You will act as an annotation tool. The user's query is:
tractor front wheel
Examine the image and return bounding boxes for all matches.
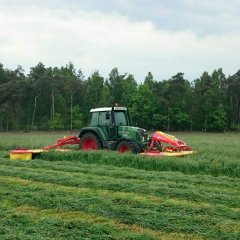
[116,140,140,154]
[80,133,101,150]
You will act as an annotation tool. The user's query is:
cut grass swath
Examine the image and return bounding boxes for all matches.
[39,150,240,178]
[0,132,240,239]
[0,175,239,240]
[1,154,240,239]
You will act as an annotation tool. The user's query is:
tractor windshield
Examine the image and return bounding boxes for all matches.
[114,111,129,126]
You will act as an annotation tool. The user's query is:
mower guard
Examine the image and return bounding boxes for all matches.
[141,131,194,157]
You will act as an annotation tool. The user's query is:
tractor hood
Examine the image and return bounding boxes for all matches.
[118,126,148,142]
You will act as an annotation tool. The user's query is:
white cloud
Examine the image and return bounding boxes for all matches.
[0,1,240,81]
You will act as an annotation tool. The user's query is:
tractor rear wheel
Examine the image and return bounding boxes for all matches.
[80,133,101,150]
[116,140,140,154]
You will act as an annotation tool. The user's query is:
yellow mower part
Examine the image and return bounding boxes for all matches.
[161,151,194,156]
[9,149,71,160]
[10,152,32,161]
[10,149,43,160]
[140,150,195,157]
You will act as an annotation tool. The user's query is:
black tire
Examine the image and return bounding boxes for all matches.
[79,133,102,150]
[116,140,140,154]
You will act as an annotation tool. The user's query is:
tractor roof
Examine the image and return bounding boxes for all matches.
[90,107,127,112]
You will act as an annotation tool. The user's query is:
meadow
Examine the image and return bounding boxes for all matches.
[0,131,239,239]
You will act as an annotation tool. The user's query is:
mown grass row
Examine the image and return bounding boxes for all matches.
[0,132,240,239]
[2,157,239,189]
[37,150,240,178]
[0,202,161,240]
[1,159,240,218]
[0,175,206,240]
[0,157,240,239]
[0,202,202,240]
[0,160,240,206]
[0,173,240,240]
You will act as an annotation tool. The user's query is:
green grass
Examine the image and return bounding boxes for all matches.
[0,131,78,150]
[0,132,240,239]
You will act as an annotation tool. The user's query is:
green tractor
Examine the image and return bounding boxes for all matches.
[9,106,193,160]
[79,106,148,153]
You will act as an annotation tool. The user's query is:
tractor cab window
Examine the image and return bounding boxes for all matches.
[98,111,111,126]
[114,111,128,126]
[90,112,98,126]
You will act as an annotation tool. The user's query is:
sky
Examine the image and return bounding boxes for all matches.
[0,0,240,82]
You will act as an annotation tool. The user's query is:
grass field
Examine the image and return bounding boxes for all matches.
[0,132,240,239]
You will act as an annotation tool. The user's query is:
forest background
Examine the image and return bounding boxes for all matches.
[0,62,239,132]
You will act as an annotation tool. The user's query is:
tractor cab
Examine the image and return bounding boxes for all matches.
[89,107,131,139]
[79,106,148,153]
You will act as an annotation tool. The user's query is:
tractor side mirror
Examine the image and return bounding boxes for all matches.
[106,112,110,120]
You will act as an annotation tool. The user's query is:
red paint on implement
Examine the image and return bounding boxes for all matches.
[10,149,32,154]
[43,136,80,150]
[149,131,192,152]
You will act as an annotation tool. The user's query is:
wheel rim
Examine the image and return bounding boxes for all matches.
[82,138,98,150]
[118,145,130,153]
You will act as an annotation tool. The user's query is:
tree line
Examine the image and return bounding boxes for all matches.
[0,62,240,132]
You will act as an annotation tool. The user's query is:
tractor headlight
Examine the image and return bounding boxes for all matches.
[137,128,148,142]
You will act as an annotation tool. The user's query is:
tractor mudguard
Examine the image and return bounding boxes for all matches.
[79,127,105,146]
